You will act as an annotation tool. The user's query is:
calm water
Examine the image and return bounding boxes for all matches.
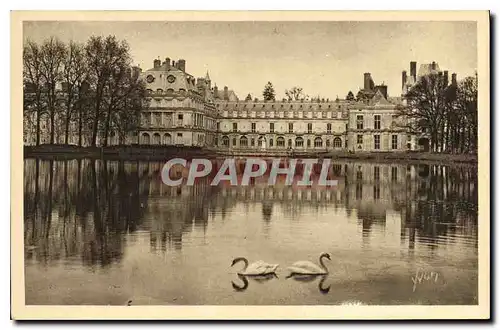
[23,158,478,305]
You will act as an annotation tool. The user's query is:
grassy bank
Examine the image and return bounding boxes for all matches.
[24,144,477,164]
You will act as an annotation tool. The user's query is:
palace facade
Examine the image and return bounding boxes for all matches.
[24,56,454,153]
[137,57,412,153]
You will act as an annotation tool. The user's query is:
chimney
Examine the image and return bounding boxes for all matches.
[443,70,449,86]
[410,61,417,80]
[402,70,407,89]
[165,57,171,70]
[431,61,436,70]
[451,73,457,86]
[213,85,218,98]
[172,60,176,68]
[153,58,161,68]
[363,73,372,90]
[224,86,229,100]
[177,59,186,72]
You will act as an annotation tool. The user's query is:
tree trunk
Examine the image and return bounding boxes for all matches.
[103,105,112,147]
[91,113,99,147]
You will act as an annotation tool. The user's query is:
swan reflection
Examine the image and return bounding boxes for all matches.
[286,274,331,294]
[231,273,279,292]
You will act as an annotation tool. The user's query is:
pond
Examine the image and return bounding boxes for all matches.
[23,158,478,305]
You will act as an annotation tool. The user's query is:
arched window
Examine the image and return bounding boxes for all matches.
[222,135,229,147]
[258,136,266,147]
[295,137,304,147]
[333,137,342,148]
[240,136,248,147]
[276,136,285,147]
[153,133,161,145]
[163,133,172,145]
[156,88,163,93]
[141,132,150,145]
[314,137,323,148]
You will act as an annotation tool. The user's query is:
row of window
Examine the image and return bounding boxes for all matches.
[219,103,344,110]
[220,136,343,148]
[356,114,398,130]
[222,110,344,119]
[356,134,399,149]
[231,122,337,134]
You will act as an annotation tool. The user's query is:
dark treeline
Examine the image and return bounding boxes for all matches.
[23,35,148,147]
[397,72,478,153]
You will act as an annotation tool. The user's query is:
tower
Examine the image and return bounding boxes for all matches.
[205,71,211,90]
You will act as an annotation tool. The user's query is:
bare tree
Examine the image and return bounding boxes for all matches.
[61,41,87,145]
[85,35,131,146]
[23,40,44,146]
[39,37,66,144]
[398,73,448,152]
[111,76,148,145]
[285,86,305,101]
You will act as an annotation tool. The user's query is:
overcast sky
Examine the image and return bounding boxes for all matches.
[23,21,477,100]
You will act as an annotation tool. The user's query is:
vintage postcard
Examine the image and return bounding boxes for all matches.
[10,10,490,320]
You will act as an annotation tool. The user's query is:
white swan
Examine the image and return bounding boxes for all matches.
[286,252,331,276]
[231,257,279,276]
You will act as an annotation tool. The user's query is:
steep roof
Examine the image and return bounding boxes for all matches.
[418,63,441,77]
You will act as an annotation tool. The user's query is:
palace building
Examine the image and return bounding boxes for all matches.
[135,56,413,153]
[25,56,455,154]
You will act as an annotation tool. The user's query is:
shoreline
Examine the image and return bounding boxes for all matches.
[23,144,478,165]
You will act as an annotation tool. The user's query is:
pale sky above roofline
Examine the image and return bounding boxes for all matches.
[23,21,477,100]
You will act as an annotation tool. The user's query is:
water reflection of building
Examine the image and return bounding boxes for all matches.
[23,159,478,264]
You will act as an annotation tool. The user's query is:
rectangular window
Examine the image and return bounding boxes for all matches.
[216,122,220,131]
[392,135,398,149]
[232,138,236,146]
[356,115,364,130]
[177,133,182,137]
[356,168,363,181]
[357,134,363,144]
[391,167,398,182]
[270,123,274,133]
[269,138,273,147]
[374,115,381,130]
[327,123,332,133]
[251,122,256,133]
[251,138,255,147]
[374,135,380,150]
[374,166,380,181]
[233,123,237,132]
[289,123,293,133]
[307,123,312,133]
[178,114,183,120]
